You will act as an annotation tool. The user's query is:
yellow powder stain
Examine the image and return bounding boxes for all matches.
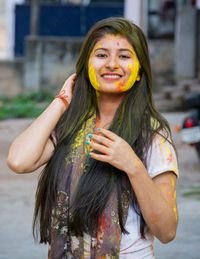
[127,63,133,70]
[61,81,66,91]
[88,65,100,90]
[171,178,175,187]
[118,54,140,92]
[170,167,175,172]
[114,81,125,92]
[173,206,178,221]
[160,187,165,192]
[101,67,105,73]
[65,113,96,166]
[173,190,176,200]
[161,137,165,146]
[124,59,140,90]
[96,44,102,49]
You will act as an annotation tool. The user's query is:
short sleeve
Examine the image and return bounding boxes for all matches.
[146,133,179,179]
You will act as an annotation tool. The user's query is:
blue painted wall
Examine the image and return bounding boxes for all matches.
[15,3,124,57]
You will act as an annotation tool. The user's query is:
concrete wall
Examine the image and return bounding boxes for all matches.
[175,6,197,80]
[0,59,24,97]
[149,40,175,92]
[24,36,84,95]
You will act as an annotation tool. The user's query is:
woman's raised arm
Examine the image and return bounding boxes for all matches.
[7,73,76,174]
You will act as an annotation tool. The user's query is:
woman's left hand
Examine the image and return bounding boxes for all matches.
[86,128,146,176]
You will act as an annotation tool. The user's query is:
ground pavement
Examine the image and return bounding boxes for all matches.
[0,112,200,259]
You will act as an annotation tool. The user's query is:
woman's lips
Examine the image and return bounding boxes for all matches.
[101,73,122,80]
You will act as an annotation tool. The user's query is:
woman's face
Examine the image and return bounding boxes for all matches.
[88,34,140,93]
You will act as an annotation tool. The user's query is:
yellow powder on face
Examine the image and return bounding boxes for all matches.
[113,80,124,92]
[96,44,102,49]
[88,64,100,90]
[127,63,133,70]
[119,53,140,92]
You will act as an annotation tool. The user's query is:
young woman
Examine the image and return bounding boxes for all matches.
[7,17,178,259]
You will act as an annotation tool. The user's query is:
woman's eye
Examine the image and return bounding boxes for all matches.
[96,53,107,58]
[119,55,130,59]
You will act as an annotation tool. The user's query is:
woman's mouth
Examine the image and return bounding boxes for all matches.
[101,73,122,80]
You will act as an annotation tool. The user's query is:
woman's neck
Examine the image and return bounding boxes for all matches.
[96,92,125,125]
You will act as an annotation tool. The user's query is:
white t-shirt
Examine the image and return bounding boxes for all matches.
[119,133,179,258]
[81,133,179,258]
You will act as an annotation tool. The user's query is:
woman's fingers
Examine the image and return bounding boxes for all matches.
[96,128,117,142]
[61,73,77,92]
[88,152,110,163]
[87,140,110,155]
[57,73,77,104]
[89,133,113,147]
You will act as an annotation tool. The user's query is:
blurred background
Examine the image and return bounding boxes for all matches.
[0,0,200,259]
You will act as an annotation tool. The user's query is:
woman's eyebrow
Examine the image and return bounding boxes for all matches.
[94,48,108,52]
[118,48,134,54]
[94,48,134,54]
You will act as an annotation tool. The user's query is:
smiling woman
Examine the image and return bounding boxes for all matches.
[7,17,179,259]
[88,34,141,93]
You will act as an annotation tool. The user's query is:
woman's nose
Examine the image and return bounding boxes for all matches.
[106,56,119,69]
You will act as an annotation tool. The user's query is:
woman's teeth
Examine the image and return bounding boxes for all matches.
[102,75,121,78]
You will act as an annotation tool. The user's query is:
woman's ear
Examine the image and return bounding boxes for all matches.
[136,69,142,81]
[136,75,140,81]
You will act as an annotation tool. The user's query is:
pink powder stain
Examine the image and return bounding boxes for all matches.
[166,153,173,162]
[117,42,119,46]
[117,81,124,91]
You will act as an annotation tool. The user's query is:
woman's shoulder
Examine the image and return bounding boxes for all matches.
[146,128,179,179]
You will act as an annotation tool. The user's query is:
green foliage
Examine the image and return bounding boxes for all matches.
[182,186,200,198]
[0,91,53,120]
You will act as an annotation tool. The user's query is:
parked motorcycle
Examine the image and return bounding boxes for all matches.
[175,93,200,160]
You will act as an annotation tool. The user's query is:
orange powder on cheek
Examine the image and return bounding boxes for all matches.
[120,55,140,92]
[114,81,125,92]
[127,63,133,70]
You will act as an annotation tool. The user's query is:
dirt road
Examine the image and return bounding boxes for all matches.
[0,113,199,259]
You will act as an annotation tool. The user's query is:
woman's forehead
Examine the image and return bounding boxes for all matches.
[93,34,134,51]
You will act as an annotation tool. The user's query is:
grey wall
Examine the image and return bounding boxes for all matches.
[175,6,197,80]
[149,40,175,92]
[24,36,84,95]
[0,59,24,98]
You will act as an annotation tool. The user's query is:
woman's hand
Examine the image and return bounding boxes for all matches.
[86,128,146,176]
[56,73,77,105]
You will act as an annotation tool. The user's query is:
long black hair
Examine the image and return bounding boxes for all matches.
[33,17,172,243]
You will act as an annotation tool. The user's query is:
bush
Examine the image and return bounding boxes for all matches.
[0,91,53,120]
